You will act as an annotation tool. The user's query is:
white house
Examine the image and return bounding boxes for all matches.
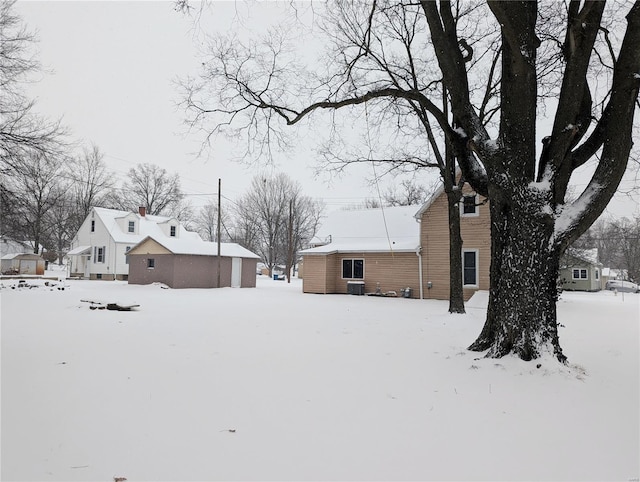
[67,207,201,280]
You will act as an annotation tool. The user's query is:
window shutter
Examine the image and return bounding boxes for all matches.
[93,246,97,264]
[103,246,106,263]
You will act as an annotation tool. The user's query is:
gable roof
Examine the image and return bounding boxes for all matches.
[301,205,421,255]
[92,207,201,245]
[562,247,601,266]
[413,183,446,220]
[128,235,260,259]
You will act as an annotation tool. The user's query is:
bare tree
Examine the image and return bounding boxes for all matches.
[579,216,640,281]
[614,217,640,281]
[282,192,324,282]
[0,0,66,172]
[235,173,323,276]
[46,192,77,264]
[4,151,70,254]
[196,199,232,242]
[106,163,184,216]
[67,143,114,230]
[383,179,430,206]
[182,1,640,361]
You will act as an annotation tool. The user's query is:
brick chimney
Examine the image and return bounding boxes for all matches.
[138,206,146,217]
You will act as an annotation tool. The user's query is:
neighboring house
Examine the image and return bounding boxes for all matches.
[67,207,200,280]
[126,236,260,288]
[1,253,45,275]
[300,184,491,300]
[0,236,33,257]
[559,248,603,292]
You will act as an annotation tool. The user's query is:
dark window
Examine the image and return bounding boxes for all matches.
[595,270,599,280]
[128,221,135,233]
[96,273,102,280]
[170,225,176,237]
[572,269,588,280]
[462,195,477,215]
[96,246,105,263]
[147,258,155,269]
[91,220,95,232]
[342,259,364,279]
[463,251,477,286]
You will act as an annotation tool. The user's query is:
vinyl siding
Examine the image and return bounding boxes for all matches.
[302,184,491,301]
[420,185,491,301]
[302,256,329,294]
[331,252,420,297]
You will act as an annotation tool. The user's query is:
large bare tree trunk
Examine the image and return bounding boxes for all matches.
[469,188,564,361]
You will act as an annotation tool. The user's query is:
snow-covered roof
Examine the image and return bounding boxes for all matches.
[1,253,42,260]
[93,207,201,245]
[1,253,22,260]
[564,247,601,266]
[67,245,91,256]
[413,183,445,219]
[130,236,260,259]
[301,205,421,255]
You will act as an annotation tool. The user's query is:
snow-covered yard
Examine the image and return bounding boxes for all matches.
[1,274,638,481]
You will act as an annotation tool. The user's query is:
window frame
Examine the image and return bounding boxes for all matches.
[460,194,479,217]
[170,225,176,237]
[94,246,105,263]
[128,221,135,233]
[462,249,479,287]
[572,268,588,280]
[90,220,95,232]
[147,258,155,269]
[342,258,365,279]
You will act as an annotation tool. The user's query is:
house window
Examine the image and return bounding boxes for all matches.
[94,246,105,263]
[125,246,131,264]
[128,221,135,233]
[595,269,599,280]
[96,273,102,280]
[147,258,155,269]
[342,259,364,279]
[572,268,588,280]
[91,220,95,232]
[170,225,176,237]
[461,194,479,216]
[463,250,478,286]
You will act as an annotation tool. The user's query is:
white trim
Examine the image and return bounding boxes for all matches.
[572,268,588,280]
[462,249,479,287]
[460,194,479,217]
[341,258,365,280]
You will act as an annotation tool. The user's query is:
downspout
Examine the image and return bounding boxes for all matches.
[415,216,424,300]
[416,245,424,300]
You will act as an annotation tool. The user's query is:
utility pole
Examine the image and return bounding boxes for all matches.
[217,178,221,288]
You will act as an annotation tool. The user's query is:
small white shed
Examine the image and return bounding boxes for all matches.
[1,253,46,275]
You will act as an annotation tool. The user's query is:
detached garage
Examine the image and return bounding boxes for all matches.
[126,236,260,289]
[1,253,45,275]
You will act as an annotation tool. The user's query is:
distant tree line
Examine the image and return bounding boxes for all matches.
[197,173,324,279]
[574,217,640,282]
[1,1,323,275]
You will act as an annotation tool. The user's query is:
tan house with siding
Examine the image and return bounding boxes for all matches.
[300,184,490,300]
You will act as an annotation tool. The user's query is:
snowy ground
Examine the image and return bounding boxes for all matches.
[1,271,638,481]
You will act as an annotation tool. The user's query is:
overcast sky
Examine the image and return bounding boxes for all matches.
[15,1,639,219]
[16,0,397,212]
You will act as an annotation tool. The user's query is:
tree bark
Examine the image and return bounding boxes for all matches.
[468,182,564,361]
[446,189,465,314]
